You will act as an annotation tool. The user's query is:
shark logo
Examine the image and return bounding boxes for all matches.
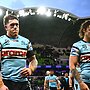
[3,39,10,46]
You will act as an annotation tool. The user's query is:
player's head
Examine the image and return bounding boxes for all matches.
[79,20,90,38]
[3,14,19,38]
[46,71,50,75]
[49,69,54,76]
[64,72,68,77]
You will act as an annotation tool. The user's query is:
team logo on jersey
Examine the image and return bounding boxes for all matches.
[82,44,87,51]
[3,39,10,46]
[21,41,27,45]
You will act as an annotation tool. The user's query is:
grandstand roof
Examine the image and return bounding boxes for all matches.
[0,7,89,48]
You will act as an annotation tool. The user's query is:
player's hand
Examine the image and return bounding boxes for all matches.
[69,86,74,90]
[0,85,9,90]
[20,67,32,77]
[79,82,89,90]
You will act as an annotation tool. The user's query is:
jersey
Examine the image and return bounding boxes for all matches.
[70,40,90,83]
[0,35,33,82]
[47,75,58,88]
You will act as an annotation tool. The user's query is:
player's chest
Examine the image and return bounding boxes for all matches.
[2,39,27,48]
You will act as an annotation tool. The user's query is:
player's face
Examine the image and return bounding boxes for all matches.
[50,70,54,75]
[5,19,19,38]
[84,25,90,40]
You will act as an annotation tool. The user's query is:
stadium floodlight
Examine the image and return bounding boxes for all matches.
[0,8,3,16]
[53,13,57,17]
[18,9,25,16]
[37,6,46,15]
[45,9,52,17]
[68,18,71,21]
[5,10,9,16]
[64,13,69,20]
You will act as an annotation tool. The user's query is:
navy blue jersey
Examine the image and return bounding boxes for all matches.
[70,40,90,83]
[0,35,33,82]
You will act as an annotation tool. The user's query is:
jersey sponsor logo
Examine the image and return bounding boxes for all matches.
[1,49,27,58]
[80,54,90,62]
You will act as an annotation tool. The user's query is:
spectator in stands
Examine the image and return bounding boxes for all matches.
[69,20,90,90]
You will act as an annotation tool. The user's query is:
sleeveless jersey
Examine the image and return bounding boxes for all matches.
[0,35,33,82]
[70,40,90,83]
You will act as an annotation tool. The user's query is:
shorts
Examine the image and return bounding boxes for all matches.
[3,79,31,90]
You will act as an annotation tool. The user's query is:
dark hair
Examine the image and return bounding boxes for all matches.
[79,20,90,38]
[3,14,19,26]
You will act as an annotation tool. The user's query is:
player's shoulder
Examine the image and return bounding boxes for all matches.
[53,75,57,78]
[18,35,29,42]
[0,35,7,40]
[73,40,84,47]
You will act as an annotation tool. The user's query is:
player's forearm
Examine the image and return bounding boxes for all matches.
[0,52,4,88]
[69,76,73,87]
[44,82,48,89]
[0,77,4,88]
[70,68,82,83]
[29,55,38,72]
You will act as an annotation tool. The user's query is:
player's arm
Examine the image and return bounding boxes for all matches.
[0,51,9,90]
[0,50,4,88]
[21,41,38,76]
[28,54,38,73]
[57,80,61,90]
[21,51,38,77]
[0,76,9,90]
[44,79,49,90]
[69,56,89,90]
[0,76,4,88]
[69,56,82,83]
[69,73,74,90]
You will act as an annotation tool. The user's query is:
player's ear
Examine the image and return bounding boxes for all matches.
[4,25,8,30]
[4,25,7,28]
[83,29,86,33]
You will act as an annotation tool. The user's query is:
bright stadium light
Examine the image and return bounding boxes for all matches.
[5,10,9,16]
[64,14,69,20]
[37,6,46,15]
[18,10,25,16]
[68,18,71,21]
[45,9,52,17]
[0,8,3,16]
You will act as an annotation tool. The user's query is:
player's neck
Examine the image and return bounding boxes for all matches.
[6,34,18,39]
[83,37,90,43]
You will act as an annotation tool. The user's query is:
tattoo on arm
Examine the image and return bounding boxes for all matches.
[71,69,82,83]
